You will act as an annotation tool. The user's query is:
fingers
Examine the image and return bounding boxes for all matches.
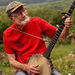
[62,16,72,21]
[64,17,72,28]
[33,65,39,68]
[65,17,72,22]
[62,16,65,19]
[28,65,40,75]
[30,65,40,73]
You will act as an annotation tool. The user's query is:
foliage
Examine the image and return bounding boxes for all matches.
[0,43,4,50]
[28,8,53,22]
[69,11,75,33]
[0,10,13,41]
[0,0,74,6]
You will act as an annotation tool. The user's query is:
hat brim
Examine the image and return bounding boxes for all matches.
[11,4,24,13]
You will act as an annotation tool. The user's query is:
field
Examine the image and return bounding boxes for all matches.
[51,44,75,75]
[0,43,75,75]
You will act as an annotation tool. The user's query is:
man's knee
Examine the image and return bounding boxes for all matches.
[16,71,28,75]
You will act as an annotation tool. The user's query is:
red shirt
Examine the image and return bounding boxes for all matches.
[3,17,57,64]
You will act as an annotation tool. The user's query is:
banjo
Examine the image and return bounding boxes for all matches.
[27,1,75,75]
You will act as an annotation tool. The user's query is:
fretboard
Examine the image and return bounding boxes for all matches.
[43,1,75,59]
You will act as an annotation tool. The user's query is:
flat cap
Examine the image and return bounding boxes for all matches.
[6,1,26,16]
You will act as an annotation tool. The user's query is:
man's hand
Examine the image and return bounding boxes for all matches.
[59,16,72,39]
[7,53,40,75]
[62,16,72,28]
[25,64,40,75]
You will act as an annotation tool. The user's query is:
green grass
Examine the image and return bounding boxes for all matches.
[50,44,75,75]
[0,44,75,75]
[54,57,75,75]
[51,44,75,60]
[0,68,15,75]
[0,51,16,75]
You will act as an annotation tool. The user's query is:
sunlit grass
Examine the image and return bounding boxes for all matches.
[51,44,75,75]
[51,44,75,60]
[0,44,75,75]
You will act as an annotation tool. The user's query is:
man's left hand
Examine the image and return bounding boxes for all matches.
[64,17,72,28]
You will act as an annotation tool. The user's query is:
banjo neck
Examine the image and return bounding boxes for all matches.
[43,1,75,59]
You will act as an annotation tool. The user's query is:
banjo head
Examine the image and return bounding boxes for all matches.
[27,54,52,75]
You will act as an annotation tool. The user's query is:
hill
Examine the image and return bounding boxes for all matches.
[0,0,74,6]
[0,0,74,11]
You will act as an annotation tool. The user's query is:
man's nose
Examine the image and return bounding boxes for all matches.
[22,12,26,17]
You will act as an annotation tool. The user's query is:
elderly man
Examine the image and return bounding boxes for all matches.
[3,1,72,75]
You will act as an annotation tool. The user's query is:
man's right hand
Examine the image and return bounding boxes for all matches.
[25,64,40,75]
[7,53,40,75]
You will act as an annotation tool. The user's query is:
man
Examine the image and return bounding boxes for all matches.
[3,1,72,75]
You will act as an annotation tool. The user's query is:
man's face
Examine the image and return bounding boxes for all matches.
[10,6,29,26]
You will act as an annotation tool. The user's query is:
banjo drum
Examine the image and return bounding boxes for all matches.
[27,54,53,75]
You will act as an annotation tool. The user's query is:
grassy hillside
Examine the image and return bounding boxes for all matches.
[0,44,75,75]
[27,0,74,10]
[0,0,74,12]
[0,0,61,6]
[0,0,71,12]
[0,0,74,6]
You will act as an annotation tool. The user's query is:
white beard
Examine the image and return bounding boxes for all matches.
[21,16,29,25]
[17,17,30,30]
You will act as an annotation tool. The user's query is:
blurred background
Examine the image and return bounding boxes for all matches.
[0,0,75,75]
